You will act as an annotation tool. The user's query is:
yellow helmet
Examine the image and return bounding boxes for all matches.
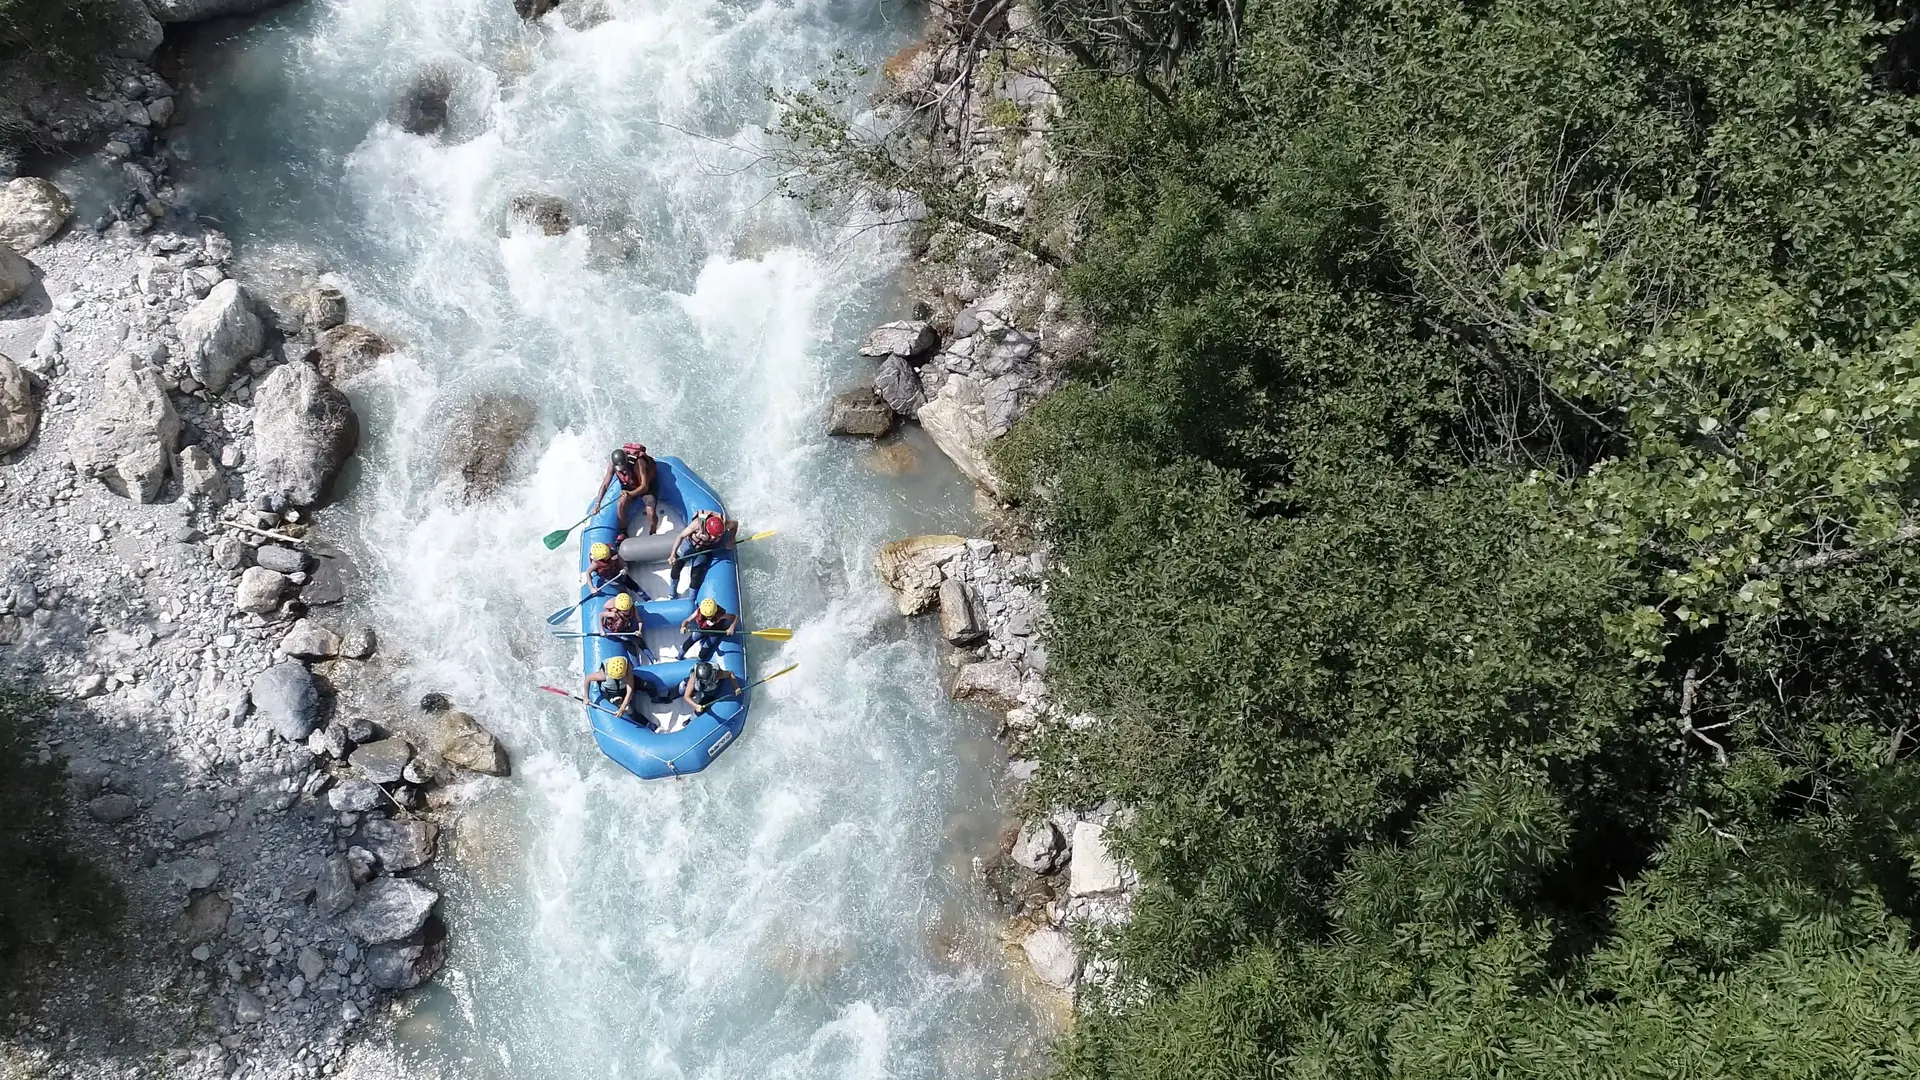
[589,542,612,561]
[613,592,634,612]
[605,655,630,678]
[699,598,720,618]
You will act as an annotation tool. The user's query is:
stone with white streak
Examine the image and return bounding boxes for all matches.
[341,877,438,944]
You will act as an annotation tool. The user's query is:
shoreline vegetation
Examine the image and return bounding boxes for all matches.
[803,0,1920,1074]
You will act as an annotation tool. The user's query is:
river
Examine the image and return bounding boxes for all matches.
[151,0,1051,1074]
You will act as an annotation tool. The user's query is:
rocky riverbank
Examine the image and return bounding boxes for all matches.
[830,2,1128,1000]
[0,25,510,1077]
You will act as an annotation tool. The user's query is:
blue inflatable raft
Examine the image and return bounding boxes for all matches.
[577,456,747,779]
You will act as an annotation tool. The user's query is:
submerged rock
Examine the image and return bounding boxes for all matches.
[826,387,893,438]
[341,877,438,944]
[441,391,535,500]
[434,710,510,776]
[393,67,453,136]
[507,193,571,236]
[314,324,392,383]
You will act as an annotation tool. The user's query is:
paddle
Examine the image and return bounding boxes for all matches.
[667,528,777,568]
[537,684,628,722]
[732,662,799,697]
[541,512,595,551]
[543,576,620,626]
[552,627,794,642]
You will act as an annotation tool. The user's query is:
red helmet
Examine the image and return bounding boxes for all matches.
[704,516,725,537]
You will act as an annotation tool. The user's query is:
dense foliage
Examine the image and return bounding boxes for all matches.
[0,679,116,983]
[1001,0,1920,1073]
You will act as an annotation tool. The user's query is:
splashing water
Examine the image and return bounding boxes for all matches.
[166,0,1051,1075]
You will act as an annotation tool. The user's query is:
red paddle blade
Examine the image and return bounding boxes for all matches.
[538,685,578,701]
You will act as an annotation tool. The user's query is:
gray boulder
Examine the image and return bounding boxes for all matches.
[66,353,180,502]
[175,444,228,505]
[0,246,32,305]
[917,375,1005,497]
[307,284,347,331]
[359,817,439,871]
[937,577,986,646]
[177,280,264,393]
[859,320,937,359]
[315,858,358,917]
[144,0,295,22]
[0,178,71,252]
[0,353,36,453]
[107,0,164,59]
[350,737,413,784]
[507,193,571,235]
[250,661,320,742]
[365,938,444,990]
[314,324,391,383]
[251,361,359,507]
[341,877,438,944]
[234,566,293,613]
[85,793,139,823]
[253,543,307,574]
[873,354,925,417]
[1011,819,1065,874]
[279,618,341,660]
[327,779,384,813]
[434,710,509,776]
[826,387,893,437]
[1022,926,1080,989]
[951,658,1024,711]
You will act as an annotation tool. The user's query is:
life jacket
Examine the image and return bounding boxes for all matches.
[692,609,727,630]
[589,551,622,577]
[685,513,723,551]
[612,456,639,490]
[601,606,637,633]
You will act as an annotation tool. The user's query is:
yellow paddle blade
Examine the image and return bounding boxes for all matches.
[739,529,776,544]
[748,663,799,691]
[748,627,793,641]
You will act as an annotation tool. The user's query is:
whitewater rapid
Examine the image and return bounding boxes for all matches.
[165,0,1050,1075]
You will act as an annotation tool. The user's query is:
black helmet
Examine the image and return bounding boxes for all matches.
[694,662,716,684]
[610,447,633,466]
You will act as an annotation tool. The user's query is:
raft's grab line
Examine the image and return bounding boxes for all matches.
[579,456,748,779]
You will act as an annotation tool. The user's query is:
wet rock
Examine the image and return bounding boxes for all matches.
[350,737,413,784]
[314,324,392,383]
[874,354,927,418]
[147,95,175,127]
[328,779,383,813]
[434,710,510,776]
[251,361,360,507]
[85,793,139,823]
[558,0,610,28]
[307,284,347,331]
[234,566,293,613]
[250,661,321,741]
[107,0,164,59]
[514,0,558,19]
[951,658,1023,711]
[1011,819,1065,874]
[0,177,72,252]
[280,618,341,660]
[177,279,264,393]
[302,544,352,605]
[147,0,294,20]
[67,353,180,502]
[365,937,444,990]
[874,534,966,616]
[253,544,307,574]
[392,66,452,136]
[315,856,357,918]
[342,626,377,660]
[0,246,32,305]
[1069,821,1124,896]
[507,193,571,235]
[826,387,893,438]
[360,817,439,871]
[341,877,438,944]
[937,577,986,646]
[442,391,535,499]
[176,444,228,505]
[860,320,937,359]
[0,353,36,454]
[1022,926,1079,988]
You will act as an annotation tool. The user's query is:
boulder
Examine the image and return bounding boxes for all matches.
[171,858,220,891]
[66,353,180,502]
[177,280,264,393]
[314,324,392,383]
[1069,821,1125,897]
[1021,926,1080,989]
[176,892,231,945]
[85,793,139,823]
[252,544,308,574]
[514,0,558,19]
[434,710,510,776]
[175,444,228,505]
[234,566,293,614]
[108,0,165,59]
[279,618,341,660]
[826,387,893,437]
[251,361,359,507]
[327,779,385,813]
[937,577,986,646]
[1011,819,1065,874]
[308,722,349,759]
[365,938,445,990]
[874,534,966,616]
[0,177,71,252]
[442,391,535,499]
[350,737,413,784]
[342,626,377,660]
[359,817,439,871]
[0,353,36,453]
[859,320,937,359]
[917,375,1005,497]
[231,988,265,1025]
[392,67,452,136]
[250,661,320,742]
[145,0,295,22]
[341,877,438,944]
[984,372,1031,436]
[872,354,925,417]
[307,284,347,331]
[507,193,571,235]
[951,658,1024,711]
[0,246,32,305]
